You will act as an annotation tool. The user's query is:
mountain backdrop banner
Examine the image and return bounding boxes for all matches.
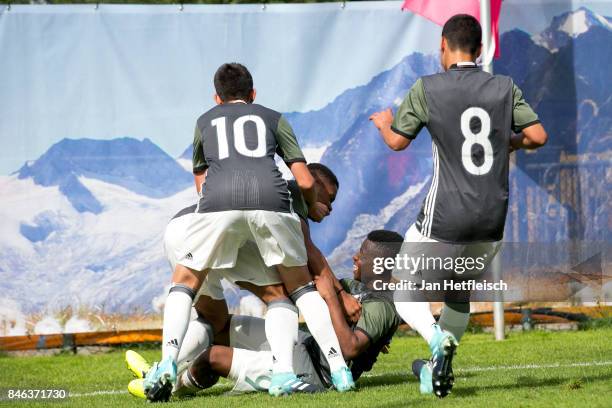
[0,1,610,334]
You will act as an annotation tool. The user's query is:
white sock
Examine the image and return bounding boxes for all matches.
[295,291,347,372]
[265,304,298,374]
[439,304,470,341]
[162,289,194,362]
[394,301,437,343]
[174,369,202,398]
[177,317,213,368]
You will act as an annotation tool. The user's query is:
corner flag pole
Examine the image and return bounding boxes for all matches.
[480,0,505,341]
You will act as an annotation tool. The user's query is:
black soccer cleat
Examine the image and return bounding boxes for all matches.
[145,379,173,403]
[430,335,457,398]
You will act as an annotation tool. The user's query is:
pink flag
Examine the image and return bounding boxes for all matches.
[401,0,502,58]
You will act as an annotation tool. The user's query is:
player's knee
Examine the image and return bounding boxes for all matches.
[267,297,298,314]
[194,297,229,335]
[277,264,312,292]
[169,283,197,301]
[288,281,316,303]
[172,265,204,289]
[189,348,222,386]
[260,284,289,304]
[205,346,232,378]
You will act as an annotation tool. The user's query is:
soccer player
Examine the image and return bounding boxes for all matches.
[142,163,360,386]
[369,15,547,398]
[145,63,354,401]
[127,230,403,399]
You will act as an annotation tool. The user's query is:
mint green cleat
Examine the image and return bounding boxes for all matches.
[143,356,177,402]
[331,366,355,392]
[428,325,458,398]
[268,372,324,396]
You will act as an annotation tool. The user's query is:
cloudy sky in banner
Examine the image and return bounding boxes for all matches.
[1,0,610,175]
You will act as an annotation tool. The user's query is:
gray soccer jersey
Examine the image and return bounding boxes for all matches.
[392,64,539,243]
[193,103,306,214]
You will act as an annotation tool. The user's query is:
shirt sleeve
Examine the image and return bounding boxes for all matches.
[355,301,395,344]
[275,116,307,164]
[511,83,540,133]
[192,125,208,173]
[391,78,429,140]
[287,180,308,221]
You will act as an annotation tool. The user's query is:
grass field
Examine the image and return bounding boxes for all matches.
[1,327,611,407]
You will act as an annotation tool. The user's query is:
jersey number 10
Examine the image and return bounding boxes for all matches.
[460,107,493,176]
[211,115,267,160]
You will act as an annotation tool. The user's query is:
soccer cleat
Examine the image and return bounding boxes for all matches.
[127,379,146,399]
[268,372,324,396]
[125,350,151,379]
[428,326,458,398]
[412,359,433,394]
[331,366,356,392]
[143,357,177,402]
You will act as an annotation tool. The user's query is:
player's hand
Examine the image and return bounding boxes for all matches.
[509,133,523,152]
[308,202,330,223]
[369,108,394,131]
[340,291,361,324]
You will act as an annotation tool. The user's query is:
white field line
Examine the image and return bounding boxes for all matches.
[68,361,612,398]
[69,382,227,398]
[360,361,612,378]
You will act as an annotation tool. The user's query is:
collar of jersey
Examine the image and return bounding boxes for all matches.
[449,62,478,70]
[227,100,248,104]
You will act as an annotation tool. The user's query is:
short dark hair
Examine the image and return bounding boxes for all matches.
[308,163,339,189]
[214,63,254,102]
[360,230,404,285]
[361,230,404,260]
[442,14,482,55]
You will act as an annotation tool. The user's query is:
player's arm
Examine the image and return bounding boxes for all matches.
[192,125,208,194]
[510,83,548,151]
[289,162,316,205]
[275,116,317,205]
[301,219,362,323]
[510,124,548,150]
[370,110,411,151]
[370,78,428,151]
[314,273,370,360]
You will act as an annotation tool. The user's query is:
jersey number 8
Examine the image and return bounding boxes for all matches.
[211,115,267,160]
[460,107,493,175]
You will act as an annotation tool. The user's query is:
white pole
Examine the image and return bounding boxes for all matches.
[480,0,494,74]
[480,0,505,341]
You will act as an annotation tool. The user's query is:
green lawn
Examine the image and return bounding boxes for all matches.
[1,328,611,407]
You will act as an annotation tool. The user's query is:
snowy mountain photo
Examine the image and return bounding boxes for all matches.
[0,4,610,322]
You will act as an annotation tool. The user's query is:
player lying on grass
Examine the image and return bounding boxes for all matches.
[370,15,547,398]
[126,230,403,399]
[146,63,354,401]
[149,164,359,398]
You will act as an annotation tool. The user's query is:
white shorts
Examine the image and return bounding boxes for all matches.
[167,209,307,272]
[165,216,286,301]
[227,316,324,393]
[404,224,501,270]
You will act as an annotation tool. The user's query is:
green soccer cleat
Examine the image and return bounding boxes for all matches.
[331,366,356,392]
[125,350,151,379]
[428,325,458,398]
[268,372,324,396]
[143,356,177,402]
[127,379,146,399]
